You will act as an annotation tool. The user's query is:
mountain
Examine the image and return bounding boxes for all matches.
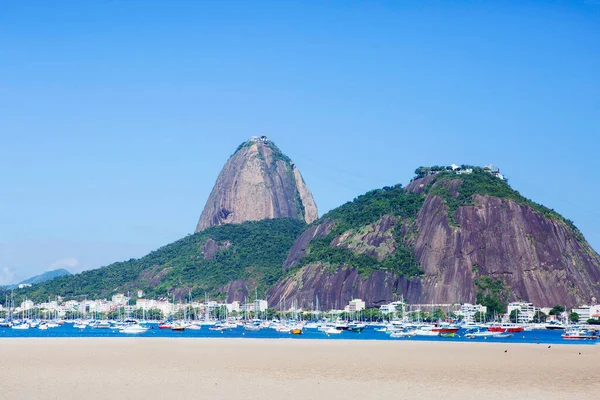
[16,219,305,302]
[21,268,71,285]
[195,136,318,232]
[268,167,600,311]
[3,268,71,289]
[10,165,600,310]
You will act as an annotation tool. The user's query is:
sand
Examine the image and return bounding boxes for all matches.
[0,338,598,400]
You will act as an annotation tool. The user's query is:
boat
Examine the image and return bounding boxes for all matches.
[439,332,455,338]
[324,326,343,335]
[291,328,303,335]
[464,330,501,339]
[11,323,30,330]
[413,326,440,337]
[347,323,366,333]
[244,324,261,331]
[38,324,49,330]
[186,324,201,330]
[73,323,87,329]
[562,328,598,340]
[545,322,567,330]
[432,323,459,334]
[488,324,524,333]
[495,333,514,338]
[158,322,172,329]
[171,323,186,332]
[93,321,112,329]
[390,330,416,338]
[120,324,149,334]
[276,326,291,333]
[209,326,226,331]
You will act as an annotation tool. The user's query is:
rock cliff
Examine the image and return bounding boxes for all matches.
[195,137,318,232]
[269,170,600,309]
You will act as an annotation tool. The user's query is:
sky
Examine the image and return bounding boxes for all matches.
[1,0,599,284]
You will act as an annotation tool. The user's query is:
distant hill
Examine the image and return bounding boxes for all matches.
[3,268,71,289]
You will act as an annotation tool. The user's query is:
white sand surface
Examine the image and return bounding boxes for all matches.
[0,338,597,400]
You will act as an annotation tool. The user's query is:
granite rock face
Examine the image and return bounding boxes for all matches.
[196,137,318,232]
[268,176,600,309]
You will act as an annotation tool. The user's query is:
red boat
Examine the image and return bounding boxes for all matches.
[158,323,172,329]
[488,324,524,333]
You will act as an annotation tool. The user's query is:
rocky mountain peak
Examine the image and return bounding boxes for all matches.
[195,136,318,232]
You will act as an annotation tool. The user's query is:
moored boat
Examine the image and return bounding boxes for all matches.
[464,330,501,339]
[488,324,524,333]
[120,324,149,334]
[562,328,598,340]
[324,326,343,335]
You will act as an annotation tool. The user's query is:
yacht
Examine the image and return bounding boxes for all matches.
[562,328,598,340]
[120,324,149,334]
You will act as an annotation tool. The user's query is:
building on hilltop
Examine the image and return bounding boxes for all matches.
[484,164,505,180]
[250,135,269,144]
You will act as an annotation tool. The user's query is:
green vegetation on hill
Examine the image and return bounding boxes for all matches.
[297,185,424,278]
[474,276,510,318]
[12,219,305,303]
[424,168,582,237]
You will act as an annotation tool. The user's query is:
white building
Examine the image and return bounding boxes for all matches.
[111,294,129,306]
[457,303,487,323]
[20,299,34,311]
[379,301,405,315]
[136,298,157,310]
[64,300,79,311]
[241,303,255,313]
[507,302,537,323]
[572,304,600,321]
[254,300,268,313]
[346,299,366,313]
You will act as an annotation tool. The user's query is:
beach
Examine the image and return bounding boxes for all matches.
[0,338,597,399]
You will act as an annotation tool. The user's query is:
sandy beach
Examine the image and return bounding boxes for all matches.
[0,338,597,400]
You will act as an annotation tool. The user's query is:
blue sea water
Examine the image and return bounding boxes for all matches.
[0,324,596,345]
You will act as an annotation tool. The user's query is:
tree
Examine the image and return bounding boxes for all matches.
[509,309,519,323]
[532,310,547,323]
[549,305,565,316]
[432,308,446,322]
[473,311,486,323]
[569,312,579,323]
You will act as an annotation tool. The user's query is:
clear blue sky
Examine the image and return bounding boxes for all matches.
[1,0,599,284]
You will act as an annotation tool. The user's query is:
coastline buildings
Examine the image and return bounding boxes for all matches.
[571,304,600,321]
[507,302,538,323]
[456,303,487,323]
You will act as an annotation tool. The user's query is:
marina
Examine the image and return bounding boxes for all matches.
[0,319,597,345]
